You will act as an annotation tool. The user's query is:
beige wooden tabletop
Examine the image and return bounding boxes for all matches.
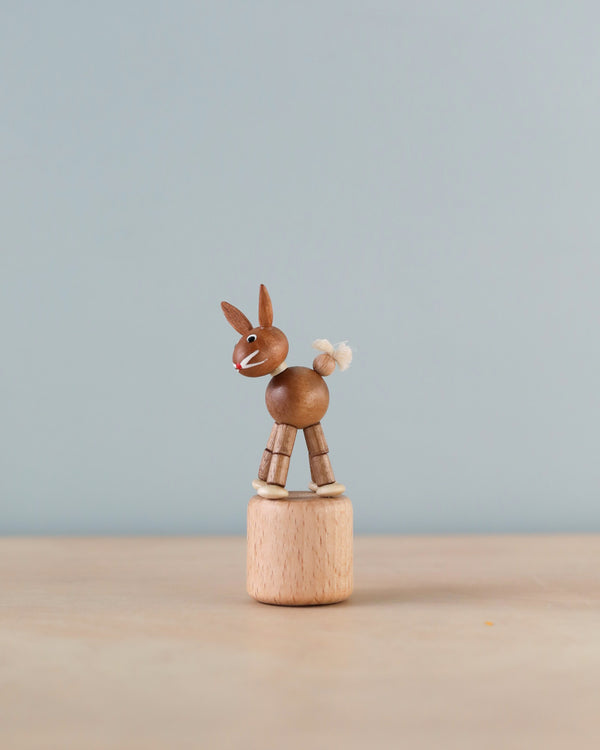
[1,535,599,750]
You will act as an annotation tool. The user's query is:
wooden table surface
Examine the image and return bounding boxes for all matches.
[2,536,599,749]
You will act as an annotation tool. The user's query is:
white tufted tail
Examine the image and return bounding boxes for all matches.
[312,339,352,376]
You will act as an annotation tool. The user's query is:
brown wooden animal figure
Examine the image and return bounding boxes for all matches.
[221,284,352,500]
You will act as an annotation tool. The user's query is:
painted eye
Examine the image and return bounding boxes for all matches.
[247,334,257,343]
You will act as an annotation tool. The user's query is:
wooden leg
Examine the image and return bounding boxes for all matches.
[258,450,272,482]
[271,423,297,456]
[266,423,279,452]
[267,453,291,487]
[257,423,279,481]
[265,423,296,488]
[304,422,329,457]
[309,453,335,486]
[304,423,335,486]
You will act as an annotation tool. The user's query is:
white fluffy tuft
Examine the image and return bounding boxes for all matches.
[333,341,352,371]
[312,339,352,372]
[312,338,335,356]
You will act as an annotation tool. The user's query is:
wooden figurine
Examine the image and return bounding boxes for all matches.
[221,284,352,500]
[221,284,354,605]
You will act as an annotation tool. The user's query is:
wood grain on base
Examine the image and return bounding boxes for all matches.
[247,492,353,605]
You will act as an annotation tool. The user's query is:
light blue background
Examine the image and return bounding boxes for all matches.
[2,2,599,534]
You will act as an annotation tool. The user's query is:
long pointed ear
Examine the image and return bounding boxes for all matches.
[258,284,273,327]
[221,301,253,334]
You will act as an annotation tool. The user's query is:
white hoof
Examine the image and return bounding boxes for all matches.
[257,484,289,500]
[308,482,318,492]
[252,478,267,490]
[315,482,346,498]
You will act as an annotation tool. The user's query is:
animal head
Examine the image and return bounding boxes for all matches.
[221,284,289,378]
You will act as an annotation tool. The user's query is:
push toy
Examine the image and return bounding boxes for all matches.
[221,284,353,605]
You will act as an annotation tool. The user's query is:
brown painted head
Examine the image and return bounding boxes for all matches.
[221,285,289,378]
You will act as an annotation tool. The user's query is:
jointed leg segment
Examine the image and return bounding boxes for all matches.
[254,423,297,499]
[304,423,345,497]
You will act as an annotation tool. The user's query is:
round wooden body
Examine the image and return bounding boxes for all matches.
[247,492,353,606]
[265,367,329,429]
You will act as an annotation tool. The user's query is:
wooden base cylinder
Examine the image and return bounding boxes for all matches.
[247,491,353,606]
